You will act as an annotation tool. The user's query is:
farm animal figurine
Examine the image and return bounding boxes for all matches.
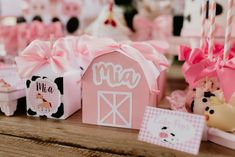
[204,92,235,132]
[0,79,12,90]
[36,93,52,112]
[104,3,117,27]
[85,3,132,41]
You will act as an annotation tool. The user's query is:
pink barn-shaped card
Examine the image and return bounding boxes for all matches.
[82,43,168,129]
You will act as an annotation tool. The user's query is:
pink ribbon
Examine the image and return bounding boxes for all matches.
[75,36,169,92]
[180,43,235,102]
[15,40,69,78]
[82,37,169,71]
[133,15,172,41]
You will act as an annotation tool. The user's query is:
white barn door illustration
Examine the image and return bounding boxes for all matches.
[97,91,132,128]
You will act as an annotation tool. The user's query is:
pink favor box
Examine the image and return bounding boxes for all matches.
[82,44,168,129]
[25,65,81,119]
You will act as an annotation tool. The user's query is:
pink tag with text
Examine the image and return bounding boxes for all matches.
[138,106,205,155]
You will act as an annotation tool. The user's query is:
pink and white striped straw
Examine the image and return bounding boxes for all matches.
[200,0,207,49]
[223,0,234,62]
[208,0,216,60]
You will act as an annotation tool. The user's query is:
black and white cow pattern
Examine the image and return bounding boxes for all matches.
[192,89,216,115]
[159,126,177,144]
[182,0,227,36]
[26,76,64,119]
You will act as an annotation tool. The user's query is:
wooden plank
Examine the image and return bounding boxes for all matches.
[0,111,235,157]
[0,134,122,157]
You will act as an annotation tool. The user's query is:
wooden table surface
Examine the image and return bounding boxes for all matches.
[0,105,235,157]
[0,74,235,157]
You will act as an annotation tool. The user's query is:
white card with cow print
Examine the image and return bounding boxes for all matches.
[138,106,205,155]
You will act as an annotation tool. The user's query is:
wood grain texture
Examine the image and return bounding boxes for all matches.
[0,110,235,157]
[0,134,122,157]
[0,73,234,157]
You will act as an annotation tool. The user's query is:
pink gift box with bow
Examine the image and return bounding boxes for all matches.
[81,37,169,129]
[15,39,82,119]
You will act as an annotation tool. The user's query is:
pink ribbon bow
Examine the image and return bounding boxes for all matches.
[209,57,235,102]
[74,36,169,93]
[15,40,69,78]
[133,15,172,41]
[179,43,226,86]
[80,37,169,71]
[180,43,235,102]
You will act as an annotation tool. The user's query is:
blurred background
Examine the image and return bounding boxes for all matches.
[0,0,234,86]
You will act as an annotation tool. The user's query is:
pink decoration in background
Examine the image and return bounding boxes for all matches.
[167,90,188,112]
[0,26,18,55]
[61,0,82,17]
[0,21,63,54]
[133,15,172,41]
